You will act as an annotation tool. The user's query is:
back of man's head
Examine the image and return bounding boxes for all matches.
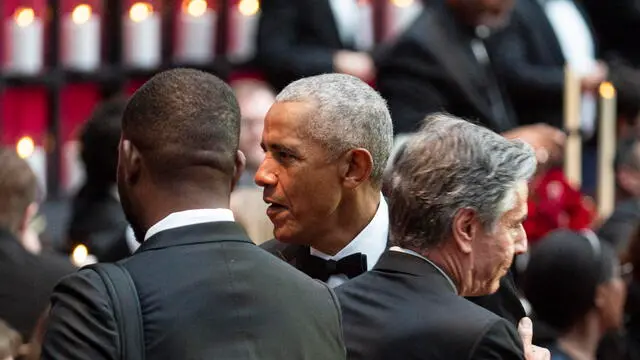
[0,148,38,236]
[275,73,393,188]
[388,113,536,250]
[121,68,241,188]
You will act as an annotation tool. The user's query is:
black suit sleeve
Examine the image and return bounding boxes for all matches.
[489,20,564,104]
[257,0,335,80]
[41,269,119,360]
[376,38,449,134]
[470,318,525,360]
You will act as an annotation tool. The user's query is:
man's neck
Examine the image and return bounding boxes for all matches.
[311,190,381,255]
[420,247,464,294]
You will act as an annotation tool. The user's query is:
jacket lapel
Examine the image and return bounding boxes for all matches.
[410,9,498,127]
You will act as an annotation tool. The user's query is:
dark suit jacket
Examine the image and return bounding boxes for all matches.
[0,228,75,340]
[582,0,640,66]
[257,0,353,91]
[42,222,346,360]
[487,0,596,128]
[336,251,525,359]
[597,198,640,252]
[376,1,517,135]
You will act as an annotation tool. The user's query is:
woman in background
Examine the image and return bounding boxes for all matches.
[524,229,627,360]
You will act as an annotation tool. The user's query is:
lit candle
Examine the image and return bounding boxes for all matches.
[384,0,423,42]
[16,136,47,197]
[175,0,216,65]
[597,82,616,219]
[563,65,582,188]
[355,0,374,51]
[228,0,259,63]
[62,4,101,72]
[71,244,98,267]
[3,7,44,74]
[124,2,161,69]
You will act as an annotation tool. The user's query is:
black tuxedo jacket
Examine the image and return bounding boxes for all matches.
[257,0,386,91]
[487,0,596,128]
[0,228,75,340]
[336,251,525,360]
[376,1,517,135]
[42,222,346,360]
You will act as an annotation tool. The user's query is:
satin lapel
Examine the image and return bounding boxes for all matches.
[314,0,345,48]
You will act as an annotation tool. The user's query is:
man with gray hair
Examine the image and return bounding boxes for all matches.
[336,114,550,360]
[259,73,393,287]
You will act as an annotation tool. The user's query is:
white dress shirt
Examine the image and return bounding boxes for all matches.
[329,0,360,46]
[310,195,389,288]
[541,0,597,137]
[389,246,458,294]
[143,208,235,241]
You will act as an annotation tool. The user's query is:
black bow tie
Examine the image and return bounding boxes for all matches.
[301,252,368,282]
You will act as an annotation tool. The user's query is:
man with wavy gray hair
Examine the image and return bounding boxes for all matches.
[336,114,550,360]
[259,73,393,288]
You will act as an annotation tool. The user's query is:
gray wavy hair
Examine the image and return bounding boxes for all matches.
[276,74,393,186]
[388,114,537,250]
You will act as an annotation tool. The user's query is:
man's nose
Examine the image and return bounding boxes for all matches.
[255,157,277,187]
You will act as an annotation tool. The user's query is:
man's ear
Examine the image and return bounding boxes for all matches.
[120,139,142,185]
[341,148,374,190]
[451,208,478,254]
[231,150,247,192]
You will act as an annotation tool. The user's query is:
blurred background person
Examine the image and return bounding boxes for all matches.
[65,96,134,262]
[257,0,377,91]
[230,79,275,244]
[621,225,640,360]
[523,229,626,360]
[0,148,75,342]
[597,137,640,252]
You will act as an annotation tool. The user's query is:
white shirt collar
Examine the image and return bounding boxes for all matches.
[389,246,459,295]
[310,195,389,287]
[144,208,235,241]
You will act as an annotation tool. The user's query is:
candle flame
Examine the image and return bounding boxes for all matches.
[14,7,35,27]
[185,0,208,17]
[72,244,89,266]
[599,82,616,99]
[391,0,414,8]
[72,4,93,25]
[16,137,35,159]
[238,0,260,16]
[129,2,153,22]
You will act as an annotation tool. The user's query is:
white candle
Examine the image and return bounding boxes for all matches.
[16,137,47,197]
[228,0,259,63]
[3,8,44,75]
[564,65,582,188]
[175,0,216,64]
[62,5,101,72]
[124,2,161,69]
[356,1,374,51]
[384,0,423,42]
[597,82,616,219]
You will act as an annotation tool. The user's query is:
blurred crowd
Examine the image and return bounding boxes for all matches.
[3,0,640,359]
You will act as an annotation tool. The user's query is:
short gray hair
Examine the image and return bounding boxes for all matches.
[276,74,393,186]
[388,114,537,250]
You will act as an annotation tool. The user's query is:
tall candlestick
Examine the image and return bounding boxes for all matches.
[356,0,374,51]
[384,0,423,42]
[175,0,216,64]
[3,8,44,75]
[597,82,616,219]
[228,0,259,63]
[62,4,101,71]
[564,65,582,188]
[124,2,161,69]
